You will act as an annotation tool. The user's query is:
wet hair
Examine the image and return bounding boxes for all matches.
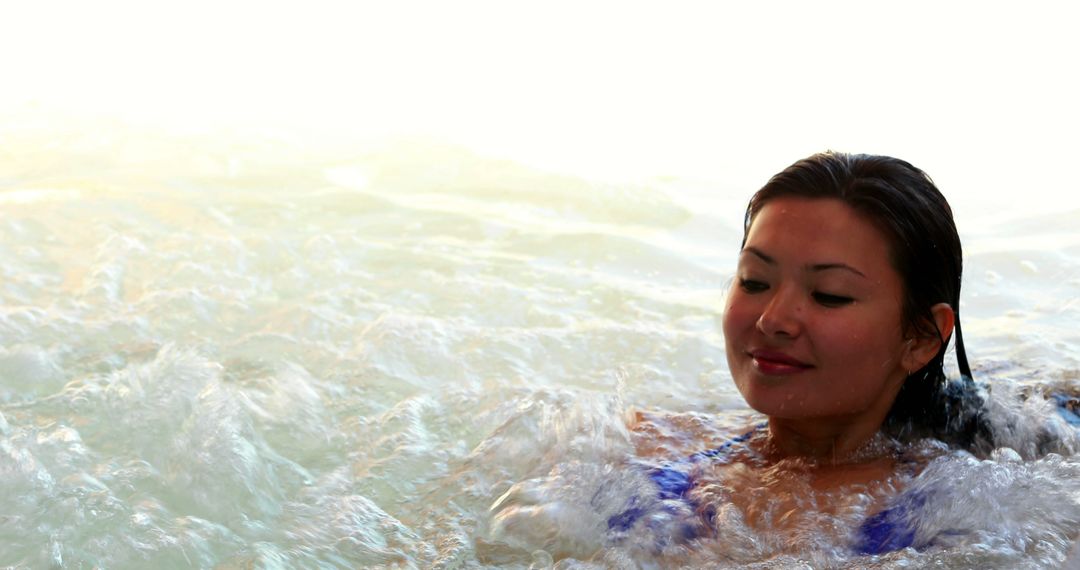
[742,151,990,449]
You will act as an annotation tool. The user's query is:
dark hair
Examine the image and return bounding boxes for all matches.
[743,151,989,449]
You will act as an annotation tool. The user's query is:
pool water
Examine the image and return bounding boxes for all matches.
[2,132,1080,569]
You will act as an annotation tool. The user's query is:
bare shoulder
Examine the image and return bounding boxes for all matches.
[629,408,763,459]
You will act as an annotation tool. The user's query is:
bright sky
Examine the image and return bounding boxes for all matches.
[3,1,1079,214]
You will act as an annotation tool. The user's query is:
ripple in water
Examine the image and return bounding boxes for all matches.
[2,134,1079,568]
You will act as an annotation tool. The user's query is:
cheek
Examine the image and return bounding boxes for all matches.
[722,290,760,342]
[820,316,865,345]
[825,319,903,368]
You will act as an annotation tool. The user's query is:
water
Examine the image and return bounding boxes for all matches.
[2,130,1080,569]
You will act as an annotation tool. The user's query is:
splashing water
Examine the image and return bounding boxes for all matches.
[2,130,1080,568]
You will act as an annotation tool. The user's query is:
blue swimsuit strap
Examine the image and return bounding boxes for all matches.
[614,423,922,555]
[647,423,767,501]
[608,423,768,533]
[861,396,1080,554]
[689,422,768,463]
[854,491,922,554]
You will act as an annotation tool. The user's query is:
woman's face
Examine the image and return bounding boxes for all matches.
[723,197,912,422]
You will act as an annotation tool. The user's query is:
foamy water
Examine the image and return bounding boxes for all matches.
[2,131,1080,569]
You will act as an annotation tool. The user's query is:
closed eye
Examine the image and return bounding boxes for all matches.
[813,292,854,307]
[738,278,769,293]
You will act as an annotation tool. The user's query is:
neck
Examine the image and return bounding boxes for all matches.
[762,373,905,463]
[765,414,889,463]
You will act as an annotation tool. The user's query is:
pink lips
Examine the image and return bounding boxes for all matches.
[749,349,813,375]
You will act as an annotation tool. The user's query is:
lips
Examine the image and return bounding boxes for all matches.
[749,349,813,375]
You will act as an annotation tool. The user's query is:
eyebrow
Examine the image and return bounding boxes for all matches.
[741,246,868,278]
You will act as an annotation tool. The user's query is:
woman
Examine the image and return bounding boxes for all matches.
[613,151,991,555]
[726,151,984,451]
[719,151,989,550]
[492,152,996,559]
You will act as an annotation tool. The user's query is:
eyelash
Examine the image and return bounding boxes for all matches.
[812,292,855,307]
[737,278,855,307]
[738,278,769,293]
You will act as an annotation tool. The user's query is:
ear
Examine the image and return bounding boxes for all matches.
[901,303,955,374]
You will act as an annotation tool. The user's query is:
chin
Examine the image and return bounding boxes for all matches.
[738,384,834,420]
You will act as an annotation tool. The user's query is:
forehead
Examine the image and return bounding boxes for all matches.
[745,197,894,267]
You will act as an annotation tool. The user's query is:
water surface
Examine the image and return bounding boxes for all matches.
[2,132,1080,568]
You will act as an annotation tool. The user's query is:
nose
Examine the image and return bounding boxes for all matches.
[756,286,803,338]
